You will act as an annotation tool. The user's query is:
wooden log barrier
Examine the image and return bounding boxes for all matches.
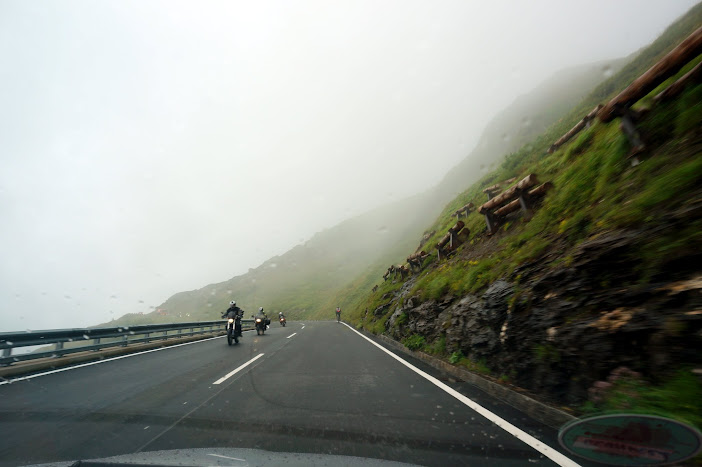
[493,182,554,217]
[478,174,539,214]
[437,232,452,250]
[454,202,475,218]
[599,25,702,123]
[407,251,428,271]
[483,177,517,200]
[407,251,427,262]
[654,61,702,103]
[548,105,603,153]
[437,221,468,260]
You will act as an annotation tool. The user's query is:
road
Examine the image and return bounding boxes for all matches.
[0,321,583,466]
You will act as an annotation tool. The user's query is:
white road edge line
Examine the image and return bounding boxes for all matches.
[341,322,581,467]
[0,334,225,386]
[286,333,297,339]
[213,353,264,385]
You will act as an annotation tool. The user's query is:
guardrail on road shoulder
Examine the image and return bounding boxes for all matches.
[0,320,254,366]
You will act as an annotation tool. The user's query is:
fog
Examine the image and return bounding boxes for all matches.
[0,0,698,331]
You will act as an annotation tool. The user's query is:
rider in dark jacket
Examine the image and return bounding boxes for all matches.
[222,301,244,337]
[255,307,270,328]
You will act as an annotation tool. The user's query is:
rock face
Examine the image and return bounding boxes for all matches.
[376,230,702,407]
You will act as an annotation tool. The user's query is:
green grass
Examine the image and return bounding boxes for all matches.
[346,80,701,321]
[582,370,702,430]
[458,357,492,375]
[402,334,426,351]
[426,336,447,355]
[449,350,464,364]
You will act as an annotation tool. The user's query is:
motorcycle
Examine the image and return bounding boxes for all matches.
[226,316,241,345]
[254,316,267,335]
[279,316,286,327]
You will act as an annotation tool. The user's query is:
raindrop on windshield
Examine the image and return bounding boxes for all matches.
[602,65,613,78]
[82,335,89,340]
[110,295,117,299]
[6,341,13,346]
[377,226,389,234]
[269,263,277,268]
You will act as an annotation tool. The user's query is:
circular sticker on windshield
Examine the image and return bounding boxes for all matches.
[558,414,702,465]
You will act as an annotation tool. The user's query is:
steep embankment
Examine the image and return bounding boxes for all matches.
[342,5,702,424]
[104,58,625,328]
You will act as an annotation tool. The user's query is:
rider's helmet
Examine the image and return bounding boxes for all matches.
[259,306,263,312]
[230,301,236,305]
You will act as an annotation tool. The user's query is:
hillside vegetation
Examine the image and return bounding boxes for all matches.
[338,5,702,425]
[339,3,702,323]
[103,56,626,328]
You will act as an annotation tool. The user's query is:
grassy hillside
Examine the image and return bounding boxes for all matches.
[106,67,624,327]
[334,6,702,428]
[340,4,702,326]
[108,3,702,329]
[436,58,627,199]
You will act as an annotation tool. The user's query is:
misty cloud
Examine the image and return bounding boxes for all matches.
[0,0,698,331]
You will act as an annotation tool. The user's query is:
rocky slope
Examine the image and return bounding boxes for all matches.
[376,204,702,409]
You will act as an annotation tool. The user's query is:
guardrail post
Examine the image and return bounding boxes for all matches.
[92,338,101,351]
[2,348,11,358]
[122,335,128,347]
[144,332,150,343]
[163,331,168,340]
[55,341,64,356]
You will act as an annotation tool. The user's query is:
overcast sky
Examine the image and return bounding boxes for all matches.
[1,0,698,332]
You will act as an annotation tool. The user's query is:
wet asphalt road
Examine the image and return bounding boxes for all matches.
[0,321,582,466]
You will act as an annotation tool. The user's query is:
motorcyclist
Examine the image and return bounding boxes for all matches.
[278,311,285,319]
[335,306,341,322]
[255,306,269,330]
[222,300,244,337]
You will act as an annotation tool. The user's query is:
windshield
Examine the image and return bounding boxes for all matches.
[2,1,701,466]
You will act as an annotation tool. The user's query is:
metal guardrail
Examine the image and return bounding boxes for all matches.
[0,319,254,366]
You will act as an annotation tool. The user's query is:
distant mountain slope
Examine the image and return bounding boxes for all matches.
[103,55,630,327]
[436,58,627,200]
